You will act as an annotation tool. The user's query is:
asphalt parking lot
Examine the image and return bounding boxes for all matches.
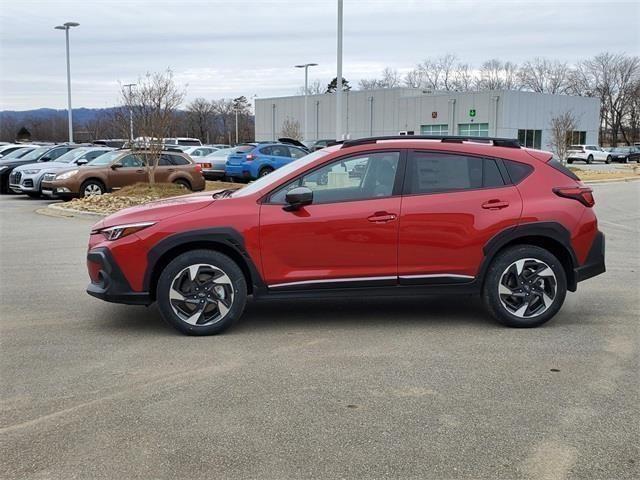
[1,182,639,480]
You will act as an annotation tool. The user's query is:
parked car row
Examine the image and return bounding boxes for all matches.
[1,143,206,198]
[567,144,640,164]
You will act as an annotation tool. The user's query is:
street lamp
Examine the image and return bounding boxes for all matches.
[123,83,136,141]
[336,0,343,141]
[295,63,318,142]
[54,22,80,143]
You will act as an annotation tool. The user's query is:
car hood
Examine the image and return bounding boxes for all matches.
[94,190,217,230]
[13,161,70,172]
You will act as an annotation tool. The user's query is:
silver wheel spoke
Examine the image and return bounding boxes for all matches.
[184,304,206,325]
[169,288,185,301]
[499,284,512,295]
[217,299,230,317]
[187,265,200,282]
[542,292,554,308]
[538,267,554,277]
[515,259,526,275]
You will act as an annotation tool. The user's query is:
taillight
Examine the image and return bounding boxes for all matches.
[553,186,595,207]
[245,154,255,161]
[201,163,211,168]
[194,164,202,173]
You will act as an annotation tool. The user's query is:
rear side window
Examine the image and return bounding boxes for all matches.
[270,145,291,157]
[504,160,534,184]
[169,154,190,166]
[405,152,505,194]
[289,147,307,159]
[548,158,580,181]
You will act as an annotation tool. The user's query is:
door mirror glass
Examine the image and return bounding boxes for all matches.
[111,163,122,169]
[283,186,313,212]
[76,158,88,165]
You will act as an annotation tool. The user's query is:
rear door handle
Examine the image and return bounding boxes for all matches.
[136,169,145,173]
[481,200,510,210]
[367,211,397,223]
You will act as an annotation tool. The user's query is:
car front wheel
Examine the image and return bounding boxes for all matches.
[606,155,612,164]
[483,245,567,328]
[156,249,247,335]
[80,180,105,197]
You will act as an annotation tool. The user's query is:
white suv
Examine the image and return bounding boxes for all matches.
[567,145,612,164]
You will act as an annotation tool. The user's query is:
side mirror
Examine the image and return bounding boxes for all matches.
[76,159,88,166]
[283,186,313,212]
[110,163,122,170]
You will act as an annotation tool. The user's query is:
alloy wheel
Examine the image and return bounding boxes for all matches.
[498,258,557,318]
[169,263,234,326]
[84,184,103,196]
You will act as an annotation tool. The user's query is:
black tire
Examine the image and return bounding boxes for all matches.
[258,167,274,178]
[27,192,41,199]
[173,178,192,190]
[605,155,612,164]
[79,179,105,198]
[587,155,593,164]
[156,249,247,335]
[482,245,567,328]
[623,156,629,164]
[567,159,573,164]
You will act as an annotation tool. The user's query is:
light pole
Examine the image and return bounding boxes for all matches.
[54,22,80,143]
[123,83,136,142]
[336,0,343,141]
[295,63,318,142]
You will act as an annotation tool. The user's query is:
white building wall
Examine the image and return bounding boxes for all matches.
[255,88,600,153]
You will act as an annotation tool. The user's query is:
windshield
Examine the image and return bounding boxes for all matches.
[55,147,90,163]
[87,150,122,166]
[1,147,34,159]
[15,146,50,162]
[208,147,235,157]
[232,149,332,198]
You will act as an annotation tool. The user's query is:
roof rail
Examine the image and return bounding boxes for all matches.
[340,135,521,149]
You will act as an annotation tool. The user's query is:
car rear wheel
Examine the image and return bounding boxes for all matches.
[587,155,593,164]
[483,245,567,328]
[606,155,612,164]
[173,178,192,190]
[80,180,105,197]
[258,167,274,178]
[567,159,573,164]
[156,250,247,335]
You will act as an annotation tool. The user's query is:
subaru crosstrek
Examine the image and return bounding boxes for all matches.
[225,142,309,180]
[86,136,606,335]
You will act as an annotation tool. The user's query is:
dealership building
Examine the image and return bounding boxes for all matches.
[255,88,600,150]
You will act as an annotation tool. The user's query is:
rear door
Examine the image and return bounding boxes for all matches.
[268,144,292,169]
[397,150,523,284]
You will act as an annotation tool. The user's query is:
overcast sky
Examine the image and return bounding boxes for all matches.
[0,0,638,111]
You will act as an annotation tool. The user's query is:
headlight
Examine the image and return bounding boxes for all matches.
[93,221,156,241]
[56,169,79,180]
[22,169,41,175]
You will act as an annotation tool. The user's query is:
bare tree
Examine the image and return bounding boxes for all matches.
[186,98,214,142]
[518,58,570,94]
[297,79,324,95]
[358,67,401,90]
[280,117,301,140]
[477,59,520,91]
[122,69,185,185]
[549,111,577,163]
[569,52,640,145]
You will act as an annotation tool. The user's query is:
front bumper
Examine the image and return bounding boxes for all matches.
[574,231,606,283]
[86,247,151,305]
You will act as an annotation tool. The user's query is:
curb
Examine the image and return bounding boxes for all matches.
[45,203,107,218]
[582,177,640,185]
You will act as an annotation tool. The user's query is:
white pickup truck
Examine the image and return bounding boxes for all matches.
[566,145,612,164]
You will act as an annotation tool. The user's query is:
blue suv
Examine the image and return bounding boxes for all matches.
[225,143,308,180]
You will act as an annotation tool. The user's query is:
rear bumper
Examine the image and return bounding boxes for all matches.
[86,247,152,305]
[574,231,606,284]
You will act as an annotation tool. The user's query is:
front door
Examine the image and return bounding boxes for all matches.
[259,150,403,289]
[398,150,523,284]
[108,153,146,189]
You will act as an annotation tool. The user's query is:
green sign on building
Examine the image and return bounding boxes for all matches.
[469,109,476,117]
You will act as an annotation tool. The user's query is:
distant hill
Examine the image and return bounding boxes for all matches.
[0,107,118,124]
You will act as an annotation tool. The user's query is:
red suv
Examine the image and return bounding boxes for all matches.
[86,136,605,335]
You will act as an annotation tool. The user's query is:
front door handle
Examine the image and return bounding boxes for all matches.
[481,199,510,210]
[367,211,397,223]
[136,169,145,173]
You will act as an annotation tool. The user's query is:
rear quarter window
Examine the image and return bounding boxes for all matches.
[170,155,190,166]
[504,160,534,184]
[548,158,580,181]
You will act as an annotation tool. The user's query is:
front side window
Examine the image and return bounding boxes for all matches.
[405,151,505,195]
[269,151,400,204]
[119,154,144,167]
